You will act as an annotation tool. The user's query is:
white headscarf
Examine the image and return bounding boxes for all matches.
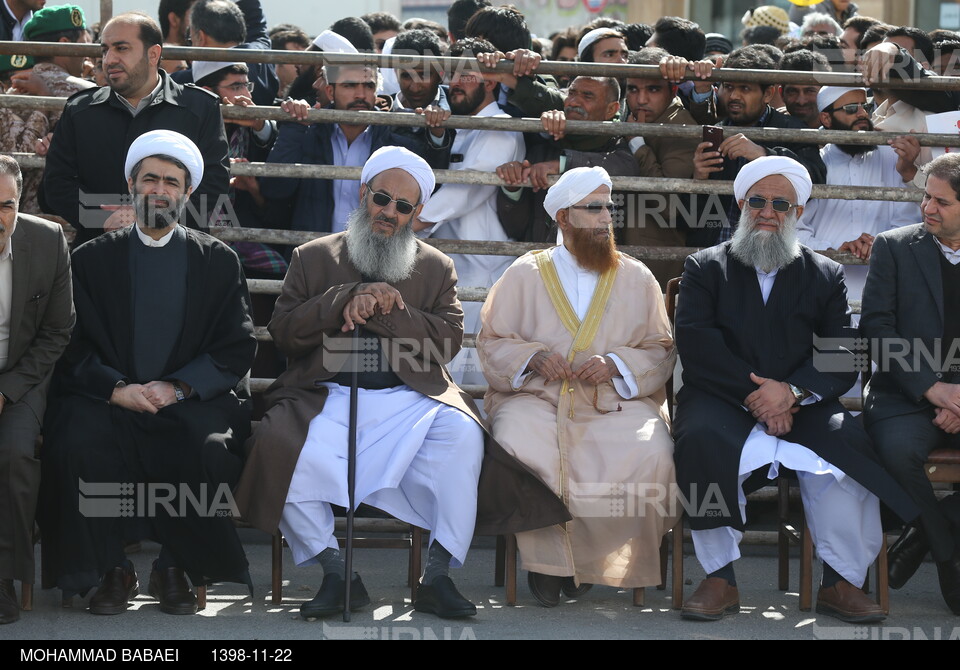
[577,28,622,59]
[733,155,812,205]
[360,146,436,205]
[312,30,358,53]
[124,129,204,190]
[543,166,612,219]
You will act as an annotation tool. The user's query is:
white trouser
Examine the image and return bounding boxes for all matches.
[279,384,484,568]
[691,424,882,587]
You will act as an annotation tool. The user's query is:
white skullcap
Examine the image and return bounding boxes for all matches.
[543,166,612,220]
[817,86,866,112]
[124,129,204,190]
[312,29,358,53]
[191,60,243,85]
[379,35,400,96]
[733,155,812,206]
[360,146,436,205]
[578,27,621,59]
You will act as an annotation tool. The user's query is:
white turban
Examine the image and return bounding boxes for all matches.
[817,86,867,112]
[124,129,204,190]
[191,60,243,85]
[543,166,612,220]
[312,30,358,53]
[733,155,812,206]
[360,146,436,205]
[578,27,621,59]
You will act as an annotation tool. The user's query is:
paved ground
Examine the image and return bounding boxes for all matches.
[4,530,959,643]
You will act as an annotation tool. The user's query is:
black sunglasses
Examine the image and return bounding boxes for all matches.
[825,101,876,115]
[570,203,617,215]
[370,190,415,215]
[745,196,796,213]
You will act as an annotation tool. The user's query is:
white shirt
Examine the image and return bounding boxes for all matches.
[936,237,960,265]
[798,143,919,251]
[3,0,33,41]
[0,239,11,370]
[511,245,639,399]
[329,124,372,233]
[135,224,177,247]
[417,100,525,289]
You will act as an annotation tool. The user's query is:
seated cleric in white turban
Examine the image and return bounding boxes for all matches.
[234,146,568,620]
[39,129,257,617]
[478,166,679,607]
[671,155,918,623]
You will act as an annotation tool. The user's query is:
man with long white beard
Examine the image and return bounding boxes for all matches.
[235,146,569,620]
[478,167,678,607]
[672,155,918,623]
[39,129,257,617]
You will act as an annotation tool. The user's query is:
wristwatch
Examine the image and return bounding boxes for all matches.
[788,383,807,405]
[172,382,186,403]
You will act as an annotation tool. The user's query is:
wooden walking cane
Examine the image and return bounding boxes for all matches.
[344,326,359,622]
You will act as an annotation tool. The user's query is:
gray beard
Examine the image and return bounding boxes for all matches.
[729,208,801,273]
[344,203,417,283]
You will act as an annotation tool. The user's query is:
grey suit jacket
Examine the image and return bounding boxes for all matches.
[861,223,948,421]
[0,214,75,421]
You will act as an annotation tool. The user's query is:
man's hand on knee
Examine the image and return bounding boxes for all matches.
[934,407,960,434]
[527,351,574,383]
[745,372,796,421]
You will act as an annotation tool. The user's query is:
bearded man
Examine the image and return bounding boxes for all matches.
[235,146,568,620]
[797,86,920,299]
[477,167,678,607]
[39,130,257,616]
[672,155,918,623]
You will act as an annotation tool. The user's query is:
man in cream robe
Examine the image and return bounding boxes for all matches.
[477,167,678,607]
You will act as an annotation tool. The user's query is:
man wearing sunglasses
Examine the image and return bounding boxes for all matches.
[236,146,567,620]
[674,155,918,623]
[479,166,678,608]
[797,86,920,300]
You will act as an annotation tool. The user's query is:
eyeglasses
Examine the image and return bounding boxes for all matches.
[802,30,835,37]
[825,101,876,115]
[221,81,255,93]
[745,196,796,213]
[370,190,415,215]
[569,203,617,215]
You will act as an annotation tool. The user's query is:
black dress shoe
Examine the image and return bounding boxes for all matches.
[936,553,960,615]
[888,525,930,590]
[148,565,198,615]
[89,563,139,615]
[527,571,563,608]
[560,577,593,598]
[0,579,19,624]
[414,576,477,618]
[300,573,370,620]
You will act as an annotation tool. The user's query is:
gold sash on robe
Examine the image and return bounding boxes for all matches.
[533,249,618,419]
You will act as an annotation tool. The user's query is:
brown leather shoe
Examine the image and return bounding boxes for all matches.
[149,565,198,615]
[0,579,20,624]
[681,577,740,621]
[816,580,886,623]
[89,563,139,615]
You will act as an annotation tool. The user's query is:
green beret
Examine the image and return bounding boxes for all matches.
[21,5,86,41]
[0,54,34,73]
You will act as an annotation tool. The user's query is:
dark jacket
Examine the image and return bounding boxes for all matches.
[42,70,230,245]
[171,0,279,107]
[259,116,450,232]
[672,242,918,530]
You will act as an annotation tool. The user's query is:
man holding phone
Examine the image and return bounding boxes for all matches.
[660,45,826,247]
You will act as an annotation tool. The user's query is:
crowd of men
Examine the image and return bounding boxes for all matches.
[2,0,960,629]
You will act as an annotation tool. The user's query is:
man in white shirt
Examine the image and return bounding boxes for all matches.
[798,86,920,298]
[415,37,524,384]
[0,0,43,41]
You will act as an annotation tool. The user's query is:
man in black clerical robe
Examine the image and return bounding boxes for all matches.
[39,130,256,616]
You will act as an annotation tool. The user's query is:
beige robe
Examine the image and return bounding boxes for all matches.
[477,248,678,588]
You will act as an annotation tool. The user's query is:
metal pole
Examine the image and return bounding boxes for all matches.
[344,326,360,622]
[99,0,112,25]
[0,41,958,90]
